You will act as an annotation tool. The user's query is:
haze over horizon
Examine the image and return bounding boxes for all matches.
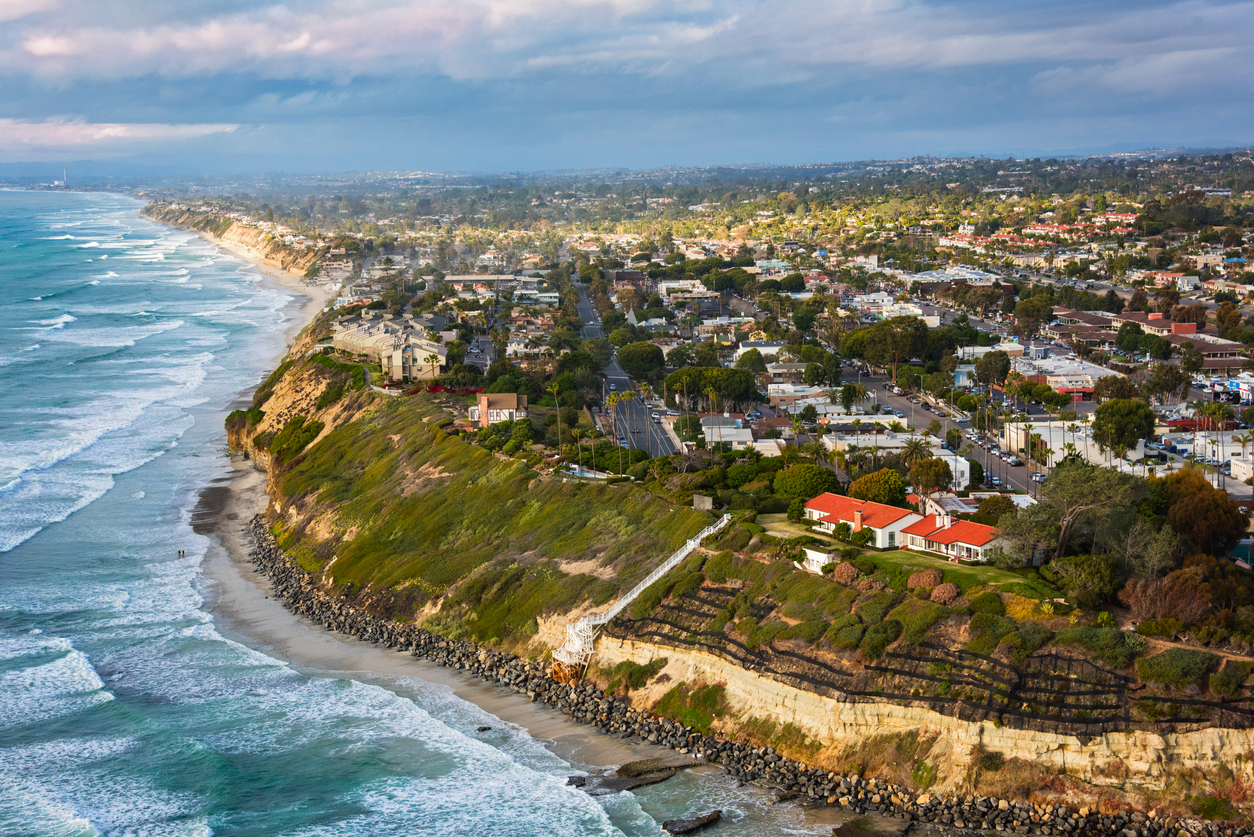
[1,0,1251,174]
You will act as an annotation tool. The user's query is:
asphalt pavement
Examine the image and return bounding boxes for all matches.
[574,284,678,457]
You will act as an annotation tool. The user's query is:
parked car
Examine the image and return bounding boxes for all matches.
[1008,457,1023,466]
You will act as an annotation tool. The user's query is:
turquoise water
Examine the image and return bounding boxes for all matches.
[0,192,824,836]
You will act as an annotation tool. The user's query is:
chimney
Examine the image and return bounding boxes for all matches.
[1148,312,1163,320]
[853,509,863,533]
[943,514,952,530]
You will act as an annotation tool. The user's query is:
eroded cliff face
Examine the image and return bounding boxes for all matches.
[143,205,320,276]
[595,637,1254,809]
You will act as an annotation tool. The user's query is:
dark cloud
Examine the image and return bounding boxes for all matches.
[0,0,1249,168]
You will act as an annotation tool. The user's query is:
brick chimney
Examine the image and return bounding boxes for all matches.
[853,509,863,532]
[1148,312,1163,320]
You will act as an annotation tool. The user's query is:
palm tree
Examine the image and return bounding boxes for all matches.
[790,415,804,443]
[571,429,584,472]
[902,434,932,467]
[850,418,863,452]
[547,381,562,453]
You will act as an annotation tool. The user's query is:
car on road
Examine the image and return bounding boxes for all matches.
[609,383,616,391]
[1031,472,1045,482]
[991,476,1002,486]
[1008,457,1023,466]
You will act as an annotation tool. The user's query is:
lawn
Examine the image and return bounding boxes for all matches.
[864,550,1059,599]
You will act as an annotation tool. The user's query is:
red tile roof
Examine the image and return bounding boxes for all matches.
[804,493,918,529]
[903,514,1000,547]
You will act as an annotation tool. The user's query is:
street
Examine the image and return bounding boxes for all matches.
[575,284,678,457]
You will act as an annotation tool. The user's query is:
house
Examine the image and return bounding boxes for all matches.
[468,393,528,428]
[803,493,921,550]
[902,514,1004,563]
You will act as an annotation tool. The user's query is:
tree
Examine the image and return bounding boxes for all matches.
[848,467,908,507]
[1142,362,1192,404]
[608,327,635,348]
[1013,294,1054,338]
[1092,375,1140,403]
[1048,553,1120,609]
[1216,302,1242,338]
[736,348,768,375]
[1167,479,1248,555]
[616,341,665,380]
[977,493,1017,519]
[1180,342,1205,375]
[998,462,1143,561]
[909,457,954,499]
[974,350,1011,388]
[1092,398,1155,458]
[773,463,841,501]
[1115,321,1144,353]
[864,316,929,383]
[901,435,932,466]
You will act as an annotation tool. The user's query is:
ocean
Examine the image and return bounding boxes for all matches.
[0,191,826,836]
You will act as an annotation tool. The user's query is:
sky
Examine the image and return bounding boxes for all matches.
[0,0,1251,174]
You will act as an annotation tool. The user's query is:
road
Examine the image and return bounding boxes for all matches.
[574,284,678,457]
[860,372,1038,497]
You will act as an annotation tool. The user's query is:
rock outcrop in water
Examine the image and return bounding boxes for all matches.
[246,515,1252,837]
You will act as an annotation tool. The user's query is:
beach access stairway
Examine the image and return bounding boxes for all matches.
[552,513,732,671]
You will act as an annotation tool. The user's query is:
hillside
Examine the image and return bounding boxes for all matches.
[226,326,714,651]
[222,317,1254,819]
[143,204,321,276]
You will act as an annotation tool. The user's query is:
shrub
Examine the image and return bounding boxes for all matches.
[907,568,943,590]
[852,557,877,575]
[1136,618,1183,638]
[968,591,1006,616]
[857,590,900,624]
[1210,670,1244,700]
[1136,649,1221,690]
[850,528,874,547]
[888,599,950,644]
[831,622,865,651]
[832,563,858,585]
[860,619,903,660]
[610,658,668,691]
[930,583,959,605]
[270,416,325,465]
[672,572,705,599]
[1001,623,1054,665]
[858,578,886,593]
[1054,627,1143,669]
[966,612,1017,655]
[777,619,828,644]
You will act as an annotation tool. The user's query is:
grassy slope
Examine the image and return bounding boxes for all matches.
[272,392,713,646]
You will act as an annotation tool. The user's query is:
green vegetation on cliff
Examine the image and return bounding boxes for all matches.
[270,393,713,645]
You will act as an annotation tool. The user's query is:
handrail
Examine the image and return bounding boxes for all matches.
[552,513,731,668]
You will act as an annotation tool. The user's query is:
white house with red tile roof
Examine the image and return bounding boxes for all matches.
[902,514,1005,563]
[803,493,921,550]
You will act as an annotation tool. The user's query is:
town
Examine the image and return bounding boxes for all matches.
[127,149,1254,826]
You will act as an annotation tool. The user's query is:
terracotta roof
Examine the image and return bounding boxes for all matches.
[804,493,918,530]
[902,514,1001,547]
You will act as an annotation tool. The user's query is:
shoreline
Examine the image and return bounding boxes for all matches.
[184,225,703,772]
[176,217,1236,837]
[197,456,684,772]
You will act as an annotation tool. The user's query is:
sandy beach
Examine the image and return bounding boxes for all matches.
[187,242,842,833]
[189,242,672,772]
[197,458,678,771]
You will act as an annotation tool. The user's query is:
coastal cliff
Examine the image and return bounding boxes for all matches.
[143,204,321,277]
[218,320,1254,822]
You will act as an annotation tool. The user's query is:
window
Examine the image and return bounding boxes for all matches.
[888,532,896,547]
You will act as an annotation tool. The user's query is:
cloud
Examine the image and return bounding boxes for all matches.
[0,118,238,154]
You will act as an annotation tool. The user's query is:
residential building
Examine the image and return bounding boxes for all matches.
[901,514,1005,562]
[803,493,921,550]
[468,393,528,428]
